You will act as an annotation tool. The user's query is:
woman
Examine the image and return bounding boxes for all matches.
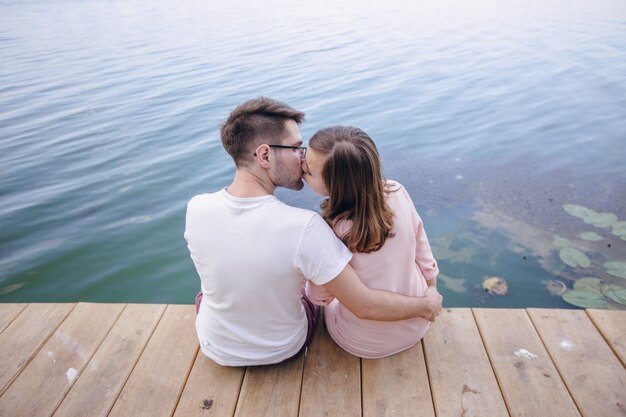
[303,126,440,358]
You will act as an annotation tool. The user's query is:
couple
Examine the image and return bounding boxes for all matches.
[184,97,442,366]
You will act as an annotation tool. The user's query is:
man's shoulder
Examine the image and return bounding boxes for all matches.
[269,201,324,231]
[187,191,221,209]
[274,200,318,217]
[186,191,320,223]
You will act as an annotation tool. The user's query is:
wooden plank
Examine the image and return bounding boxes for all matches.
[299,315,361,417]
[53,304,166,417]
[0,303,28,334]
[586,309,626,367]
[0,303,124,417]
[362,341,435,417]
[108,304,198,417]
[234,356,304,417]
[528,308,626,417]
[0,303,75,395]
[423,308,509,417]
[173,353,245,417]
[473,308,580,417]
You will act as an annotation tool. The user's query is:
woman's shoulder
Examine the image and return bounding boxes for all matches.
[384,179,406,193]
[384,179,417,207]
[333,217,352,237]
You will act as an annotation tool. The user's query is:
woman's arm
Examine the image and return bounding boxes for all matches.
[415,218,439,282]
[398,185,439,284]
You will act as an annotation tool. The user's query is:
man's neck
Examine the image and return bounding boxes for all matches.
[226,169,275,198]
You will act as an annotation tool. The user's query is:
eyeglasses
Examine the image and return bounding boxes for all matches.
[268,145,307,159]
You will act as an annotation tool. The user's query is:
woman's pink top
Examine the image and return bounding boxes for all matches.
[306,180,439,358]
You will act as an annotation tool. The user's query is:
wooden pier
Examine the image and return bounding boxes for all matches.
[0,303,624,417]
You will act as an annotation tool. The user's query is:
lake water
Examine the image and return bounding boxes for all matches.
[1,0,625,308]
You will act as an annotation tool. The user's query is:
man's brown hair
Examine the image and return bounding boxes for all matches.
[220,97,305,167]
[309,126,395,253]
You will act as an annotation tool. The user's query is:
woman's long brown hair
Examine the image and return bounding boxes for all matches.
[309,126,395,253]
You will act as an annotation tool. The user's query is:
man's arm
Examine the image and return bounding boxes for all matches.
[305,280,335,306]
[322,264,442,322]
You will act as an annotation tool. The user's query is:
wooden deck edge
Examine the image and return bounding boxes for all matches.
[0,303,78,398]
[585,309,626,368]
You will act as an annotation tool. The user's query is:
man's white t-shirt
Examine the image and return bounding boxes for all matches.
[184,188,352,366]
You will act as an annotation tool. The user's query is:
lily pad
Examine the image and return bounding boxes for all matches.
[559,247,591,268]
[553,236,572,249]
[573,277,603,294]
[584,212,617,228]
[562,204,617,228]
[603,261,626,279]
[563,204,596,220]
[562,290,611,309]
[612,221,626,237]
[482,277,508,295]
[579,232,603,242]
[602,284,626,306]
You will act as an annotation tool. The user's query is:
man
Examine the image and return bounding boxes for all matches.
[185,97,442,366]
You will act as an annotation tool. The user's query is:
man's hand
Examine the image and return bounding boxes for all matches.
[421,286,443,321]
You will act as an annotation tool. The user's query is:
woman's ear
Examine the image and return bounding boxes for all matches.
[255,144,271,168]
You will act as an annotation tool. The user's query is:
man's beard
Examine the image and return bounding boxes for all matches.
[274,160,304,191]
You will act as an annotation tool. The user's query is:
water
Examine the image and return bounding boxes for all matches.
[1,0,625,308]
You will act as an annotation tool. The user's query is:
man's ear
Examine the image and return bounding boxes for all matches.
[255,144,271,168]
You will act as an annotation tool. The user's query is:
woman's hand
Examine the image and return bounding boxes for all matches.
[422,286,443,321]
